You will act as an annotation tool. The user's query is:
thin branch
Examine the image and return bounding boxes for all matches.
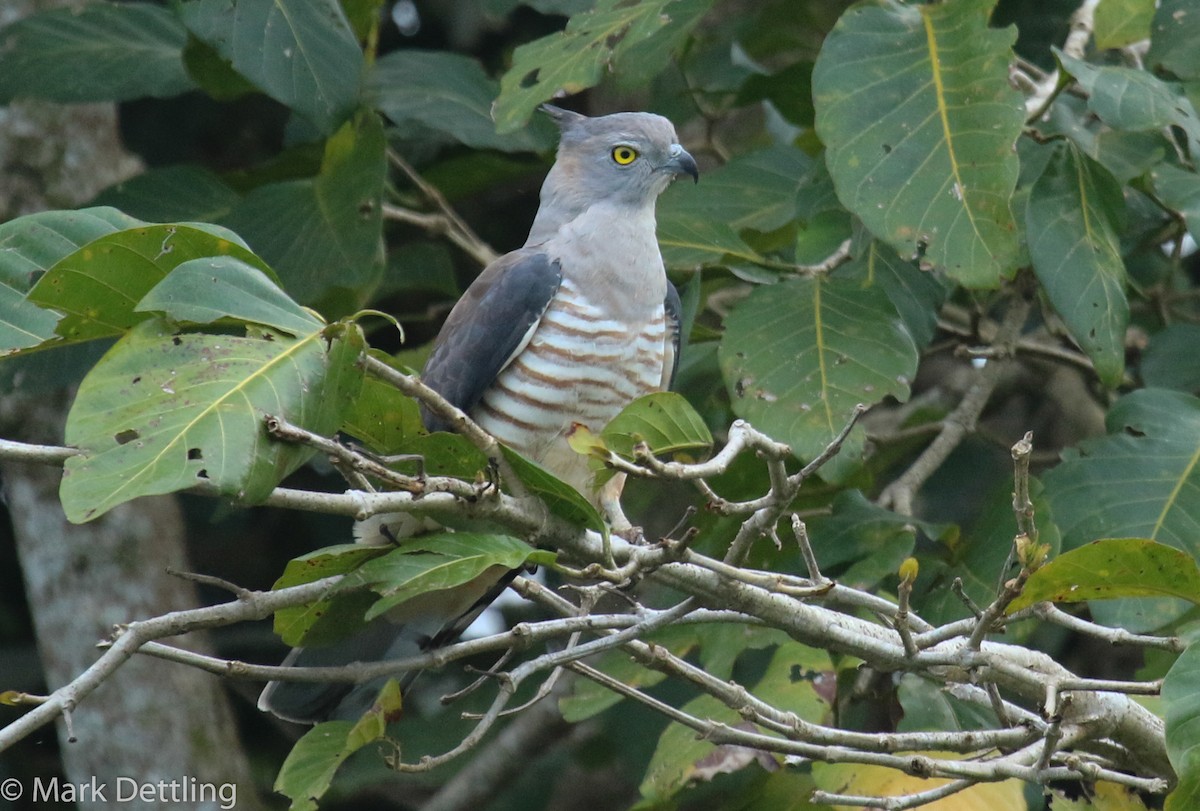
[0,422,1174,786]
[878,293,1031,515]
[385,150,498,267]
[360,354,531,500]
[1015,603,1185,651]
[1024,0,1102,120]
[0,576,350,752]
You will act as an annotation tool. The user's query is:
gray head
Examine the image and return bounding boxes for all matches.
[525,106,698,245]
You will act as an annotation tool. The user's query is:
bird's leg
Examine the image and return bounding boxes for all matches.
[598,473,644,543]
[479,457,502,499]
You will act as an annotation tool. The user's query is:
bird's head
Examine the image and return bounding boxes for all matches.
[540,105,698,208]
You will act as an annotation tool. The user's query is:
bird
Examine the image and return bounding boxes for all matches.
[259,106,698,723]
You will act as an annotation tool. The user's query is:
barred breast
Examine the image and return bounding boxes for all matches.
[473,276,667,497]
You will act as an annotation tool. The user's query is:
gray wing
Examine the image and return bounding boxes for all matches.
[663,280,682,390]
[421,248,562,432]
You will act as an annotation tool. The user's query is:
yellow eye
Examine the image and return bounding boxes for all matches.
[611,146,638,165]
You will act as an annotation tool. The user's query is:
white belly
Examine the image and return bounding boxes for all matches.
[473,278,667,496]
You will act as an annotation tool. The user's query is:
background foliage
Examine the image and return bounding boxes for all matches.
[2,0,1200,809]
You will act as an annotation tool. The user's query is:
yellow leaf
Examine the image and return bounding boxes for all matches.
[813,753,1027,811]
[1047,780,1151,810]
[566,422,607,458]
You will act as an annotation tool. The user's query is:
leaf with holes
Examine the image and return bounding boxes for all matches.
[493,0,713,133]
[718,275,917,481]
[60,318,364,522]
[812,0,1024,287]
[1043,389,1200,631]
[1026,140,1129,387]
[1148,0,1200,79]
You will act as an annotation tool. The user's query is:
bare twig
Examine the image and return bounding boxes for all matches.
[1023,0,1102,120]
[879,294,1031,515]
[385,149,498,267]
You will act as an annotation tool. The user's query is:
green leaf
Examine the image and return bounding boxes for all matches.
[600,392,713,464]
[671,146,811,233]
[655,208,768,271]
[493,0,713,133]
[842,241,947,349]
[26,223,274,345]
[368,50,554,152]
[180,0,364,134]
[656,145,811,270]
[0,2,194,103]
[347,532,542,620]
[61,318,364,522]
[393,432,490,481]
[1152,163,1200,241]
[1092,130,1170,183]
[1142,324,1200,394]
[136,256,322,336]
[1058,50,1200,152]
[0,208,144,354]
[812,0,1024,287]
[1026,141,1128,387]
[559,625,704,723]
[221,114,386,305]
[1165,645,1200,811]
[273,681,402,811]
[1008,539,1200,613]
[560,625,790,724]
[272,544,389,646]
[1093,0,1155,50]
[718,275,918,480]
[917,478,1059,630]
[0,286,59,355]
[500,445,608,536]
[0,207,143,291]
[1043,389,1200,630]
[91,165,241,224]
[1149,0,1200,80]
[339,372,424,456]
[808,491,917,591]
[560,652,670,723]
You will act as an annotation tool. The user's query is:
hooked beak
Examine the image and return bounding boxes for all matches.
[664,143,699,183]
